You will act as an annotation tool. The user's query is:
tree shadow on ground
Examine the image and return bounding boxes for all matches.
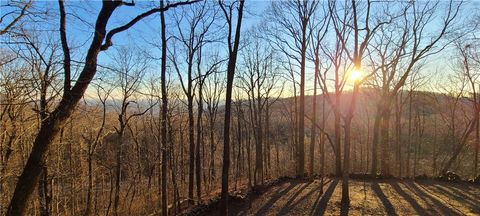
[371,181,397,216]
[417,181,480,213]
[276,181,314,215]
[311,179,339,216]
[277,179,333,215]
[389,181,427,215]
[440,183,480,200]
[213,179,479,216]
[254,181,299,216]
[403,181,461,216]
[340,201,349,216]
[424,181,480,201]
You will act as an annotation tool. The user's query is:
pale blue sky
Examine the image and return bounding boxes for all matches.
[1,0,479,99]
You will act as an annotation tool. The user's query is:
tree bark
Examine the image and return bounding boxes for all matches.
[320,97,326,194]
[297,13,307,178]
[341,82,359,205]
[38,166,50,216]
[371,104,382,175]
[334,93,342,176]
[113,127,125,216]
[195,81,204,202]
[188,95,195,204]
[395,94,402,177]
[406,91,413,177]
[380,106,391,176]
[309,57,319,177]
[220,1,244,214]
[160,1,168,214]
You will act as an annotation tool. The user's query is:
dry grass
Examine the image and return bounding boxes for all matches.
[205,179,480,216]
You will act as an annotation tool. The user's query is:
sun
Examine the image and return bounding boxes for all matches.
[349,68,362,83]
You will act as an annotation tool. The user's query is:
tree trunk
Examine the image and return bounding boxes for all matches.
[334,94,342,176]
[38,166,49,216]
[342,121,352,204]
[85,154,93,216]
[168,113,179,215]
[188,95,195,204]
[380,107,391,176]
[220,44,234,215]
[297,13,308,178]
[320,97,325,193]
[106,170,114,216]
[254,100,263,185]
[235,101,244,184]
[309,58,318,177]
[209,118,216,185]
[406,92,412,177]
[476,106,479,177]
[341,82,359,205]
[195,83,204,202]
[432,118,437,176]
[246,127,252,188]
[236,109,242,187]
[264,104,271,178]
[413,111,419,177]
[114,131,124,216]
[371,105,382,175]
[395,95,402,177]
[160,1,168,214]
[365,115,370,173]
[220,1,244,214]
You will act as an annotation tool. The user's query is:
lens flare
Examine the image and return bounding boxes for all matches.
[349,69,362,82]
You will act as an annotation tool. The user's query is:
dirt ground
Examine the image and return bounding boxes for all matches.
[205,178,480,216]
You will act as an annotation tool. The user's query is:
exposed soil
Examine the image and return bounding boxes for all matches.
[203,178,480,216]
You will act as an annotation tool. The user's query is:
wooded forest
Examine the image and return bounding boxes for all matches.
[1,0,480,215]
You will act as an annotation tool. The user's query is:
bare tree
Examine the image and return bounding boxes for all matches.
[81,82,112,216]
[7,1,198,214]
[204,68,224,188]
[307,5,329,177]
[237,29,278,185]
[439,43,479,174]
[169,1,217,203]
[328,0,392,205]
[367,0,462,176]
[219,0,244,214]
[106,47,152,216]
[459,41,480,177]
[267,0,318,177]
[159,0,168,214]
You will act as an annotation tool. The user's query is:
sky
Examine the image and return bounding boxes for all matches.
[1,0,480,101]
[59,1,269,62]
[63,1,267,79]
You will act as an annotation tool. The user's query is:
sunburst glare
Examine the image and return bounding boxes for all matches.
[349,68,363,83]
